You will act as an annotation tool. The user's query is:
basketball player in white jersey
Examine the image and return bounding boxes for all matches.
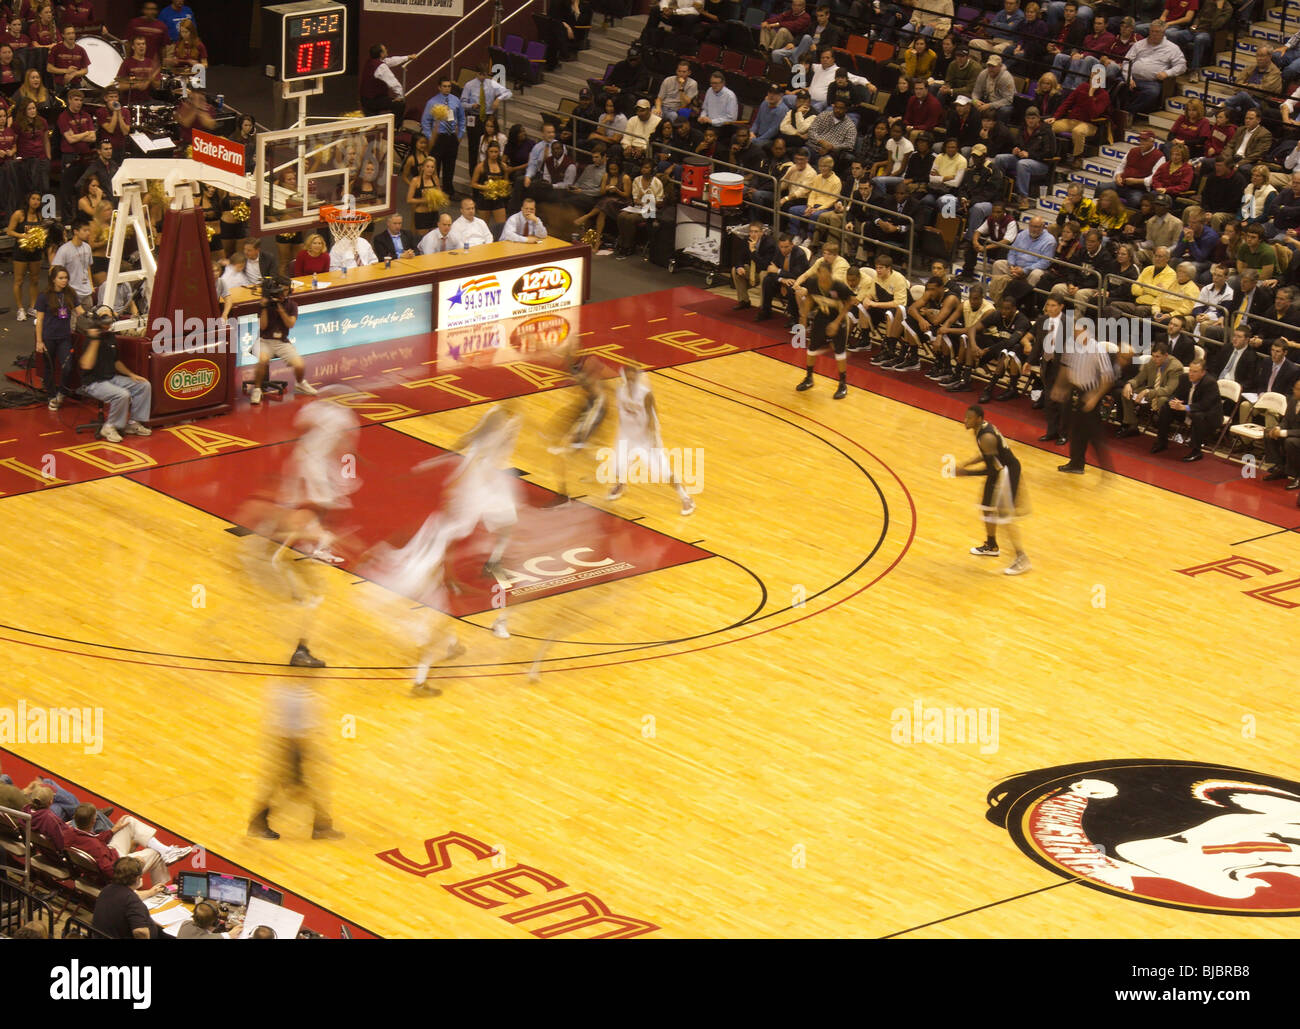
[605,366,696,516]
[281,395,362,563]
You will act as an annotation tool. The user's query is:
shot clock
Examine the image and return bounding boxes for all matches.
[264,1,348,84]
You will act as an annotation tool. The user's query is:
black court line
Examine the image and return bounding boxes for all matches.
[879,878,1082,939]
[1232,525,1300,546]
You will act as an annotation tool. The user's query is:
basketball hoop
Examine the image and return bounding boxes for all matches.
[321,204,371,247]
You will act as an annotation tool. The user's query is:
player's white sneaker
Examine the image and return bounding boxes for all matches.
[311,546,344,563]
[297,379,319,396]
[605,484,625,502]
[680,496,696,516]
[250,387,262,405]
[491,616,510,639]
[1004,555,1031,576]
[970,542,999,557]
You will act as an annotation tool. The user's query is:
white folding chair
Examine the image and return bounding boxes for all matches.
[1212,378,1243,455]
[1227,390,1288,460]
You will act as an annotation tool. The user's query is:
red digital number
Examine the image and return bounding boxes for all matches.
[294,40,333,74]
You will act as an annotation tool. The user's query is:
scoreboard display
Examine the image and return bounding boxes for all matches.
[264,1,348,83]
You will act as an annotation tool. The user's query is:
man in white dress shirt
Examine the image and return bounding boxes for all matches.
[418,212,456,255]
[329,231,379,272]
[360,43,410,120]
[446,198,494,250]
[500,199,548,244]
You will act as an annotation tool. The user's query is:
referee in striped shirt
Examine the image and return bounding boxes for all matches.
[1055,318,1115,475]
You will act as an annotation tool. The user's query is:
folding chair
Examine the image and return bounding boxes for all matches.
[1226,390,1288,460]
[1211,378,1243,455]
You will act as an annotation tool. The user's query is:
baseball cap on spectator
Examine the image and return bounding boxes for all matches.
[955,95,970,106]
[1025,106,1040,117]
[1139,129,1155,142]
[767,83,782,95]
[635,98,650,110]
[987,54,1003,67]
[971,143,988,157]
[957,44,970,55]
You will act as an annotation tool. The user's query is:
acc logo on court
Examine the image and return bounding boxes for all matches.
[512,265,572,306]
[164,358,219,401]
[987,760,1300,915]
[509,313,571,352]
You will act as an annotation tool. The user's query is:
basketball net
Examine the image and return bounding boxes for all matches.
[321,197,370,250]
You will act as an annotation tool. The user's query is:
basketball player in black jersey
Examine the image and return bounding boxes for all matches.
[795,261,853,399]
[955,404,1030,575]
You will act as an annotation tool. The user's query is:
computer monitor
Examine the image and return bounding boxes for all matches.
[178,872,208,902]
[207,872,250,906]
[249,881,283,906]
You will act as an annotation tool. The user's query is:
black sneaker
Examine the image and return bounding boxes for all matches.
[880,354,904,369]
[796,373,814,391]
[925,364,950,381]
[312,826,345,840]
[970,542,1000,557]
[833,379,848,399]
[870,351,893,366]
[247,821,280,840]
[894,354,921,372]
[290,644,326,668]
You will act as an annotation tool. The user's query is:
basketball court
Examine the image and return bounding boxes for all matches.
[2,282,1299,939]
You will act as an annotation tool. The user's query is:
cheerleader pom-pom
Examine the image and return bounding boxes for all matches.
[423,187,448,209]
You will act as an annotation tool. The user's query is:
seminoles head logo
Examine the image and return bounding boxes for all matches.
[988,760,1300,915]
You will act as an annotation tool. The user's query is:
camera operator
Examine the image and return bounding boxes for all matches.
[250,276,318,405]
[78,312,152,443]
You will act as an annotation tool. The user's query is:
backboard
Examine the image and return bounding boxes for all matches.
[253,113,394,234]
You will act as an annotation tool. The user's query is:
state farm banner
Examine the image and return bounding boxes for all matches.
[191,128,245,176]
[435,255,586,331]
[362,0,463,15]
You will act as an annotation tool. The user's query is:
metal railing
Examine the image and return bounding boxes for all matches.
[0,805,32,891]
[401,0,542,102]
[0,872,53,939]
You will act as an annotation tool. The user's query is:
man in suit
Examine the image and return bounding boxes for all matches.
[756,233,810,322]
[1115,342,1184,437]
[1164,315,1198,367]
[242,237,278,279]
[1264,376,1300,489]
[1245,338,1300,439]
[732,221,779,311]
[1208,325,1263,391]
[1152,359,1223,461]
[371,214,418,262]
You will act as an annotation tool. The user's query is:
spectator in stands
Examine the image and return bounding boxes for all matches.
[1172,206,1220,280]
[1104,244,1176,319]
[127,1,169,60]
[1046,0,1089,62]
[1224,45,1282,124]
[1055,181,1098,230]
[78,314,153,443]
[445,196,494,250]
[1046,65,1110,168]
[778,147,817,221]
[1053,14,1112,88]
[78,140,121,206]
[774,4,840,64]
[1168,97,1212,158]
[48,25,90,92]
[35,266,83,410]
[1051,226,1115,313]
[906,0,953,41]
[589,96,628,157]
[654,61,698,125]
[809,48,875,112]
[991,216,1057,305]
[596,49,649,108]
[1005,0,1051,77]
[217,250,253,314]
[748,136,791,217]
[1098,16,1140,89]
[808,98,857,169]
[759,0,812,54]
[1192,261,1234,333]
[787,153,840,240]
[924,136,967,211]
[1268,172,1300,238]
[65,803,191,888]
[1265,286,1300,329]
[1172,0,1231,72]
[1032,71,1068,122]
[901,35,936,81]
[13,921,49,939]
[573,157,632,247]
[1143,193,1184,251]
[971,53,1016,118]
[568,89,603,150]
[159,0,195,41]
[360,44,409,121]
[751,85,788,144]
[1123,20,1188,114]
[699,71,738,141]
[756,232,810,321]
[502,197,549,246]
[92,857,164,939]
[645,0,701,39]
[621,99,661,164]
[1113,129,1166,206]
[1240,164,1278,227]
[813,158,862,249]
[904,76,944,136]
[422,77,466,197]
[23,785,68,846]
[971,0,1026,57]
[418,212,456,255]
[995,106,1058,198]
[1151,260,1203,333]
[963,191,1015,276]
[825,68,873,128]
[1203,154,1248,225]
[938,44,980,100]
[866,181,920,263]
